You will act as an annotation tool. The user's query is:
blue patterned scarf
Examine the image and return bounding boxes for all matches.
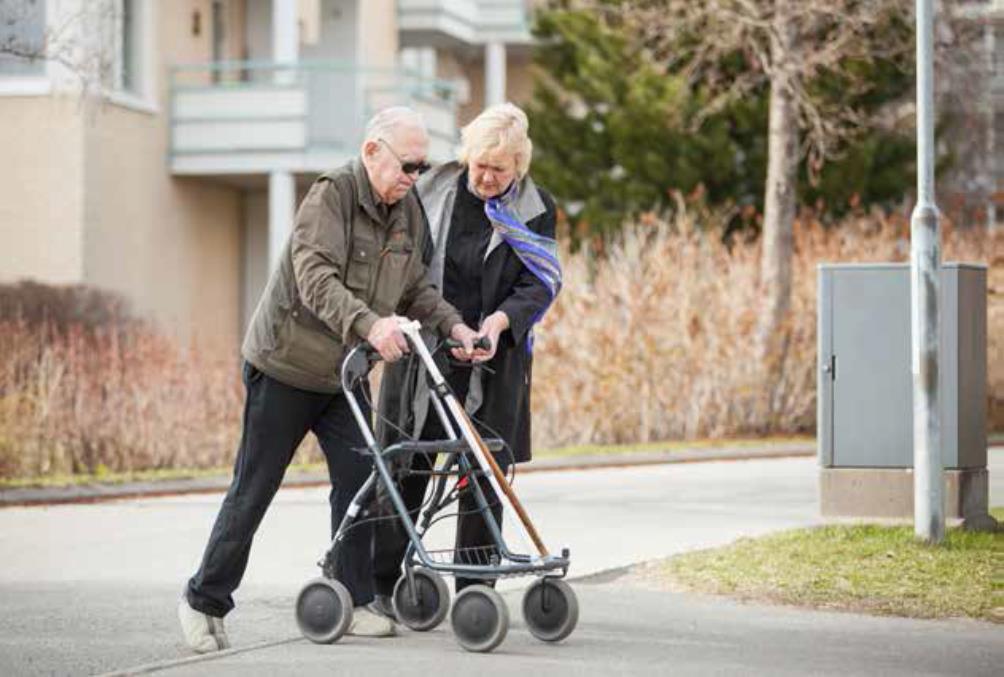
[480,180,562,352]
[483,181,562,300]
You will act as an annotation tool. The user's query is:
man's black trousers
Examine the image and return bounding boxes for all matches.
[186,361,374,617]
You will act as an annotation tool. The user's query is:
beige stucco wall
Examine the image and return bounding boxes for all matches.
[81,1,242,345]
[359,0,399,68]
[437,49,536,127]
[242,189,269,332]
[506,53,535,106]
[0,96,85,283]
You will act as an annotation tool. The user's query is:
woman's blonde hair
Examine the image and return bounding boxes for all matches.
[458,103,533,179]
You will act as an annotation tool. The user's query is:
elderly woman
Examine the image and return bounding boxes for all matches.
[372,103,560,610]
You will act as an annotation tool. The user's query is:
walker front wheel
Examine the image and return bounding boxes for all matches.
[393,567,450,631]
[450,585,509,653]
[522,578,578,642]
[295,577,353,644]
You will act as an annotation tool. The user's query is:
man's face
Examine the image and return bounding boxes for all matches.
[363,125,429,205]
[469,147,518,200]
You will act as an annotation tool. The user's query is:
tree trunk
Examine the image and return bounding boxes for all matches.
[758,0,799,367]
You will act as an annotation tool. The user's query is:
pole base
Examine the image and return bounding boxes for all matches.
[820,467,995,531]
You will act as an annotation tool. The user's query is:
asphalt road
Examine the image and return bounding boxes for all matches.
[0,454,1000,676]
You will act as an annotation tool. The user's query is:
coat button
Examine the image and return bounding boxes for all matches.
[292,310,299,318]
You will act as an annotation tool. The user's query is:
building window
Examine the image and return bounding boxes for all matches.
[0,0,46,76]
[400,47,437,80]
[117,0,143,94]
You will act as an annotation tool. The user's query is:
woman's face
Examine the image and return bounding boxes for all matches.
[469,148,518,200]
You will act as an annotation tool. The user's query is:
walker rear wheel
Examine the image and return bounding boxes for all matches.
[522,578,578,642]
[295,577,353,644]
[393,567,450,631]
[450,585,509,653]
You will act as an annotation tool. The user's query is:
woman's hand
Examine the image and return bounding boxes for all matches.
[473,311,508,363]
[449,323,478,361]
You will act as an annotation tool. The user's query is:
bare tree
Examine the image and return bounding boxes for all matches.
[585,0,917,371]
[0,0,121,95]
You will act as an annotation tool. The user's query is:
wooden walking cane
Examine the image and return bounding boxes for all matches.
[398,319,550,559]
[444,395,550,558]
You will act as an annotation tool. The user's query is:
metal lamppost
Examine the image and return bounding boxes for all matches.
[910,0,945,544]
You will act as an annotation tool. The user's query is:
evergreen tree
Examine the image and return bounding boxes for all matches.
[527,7,918,236]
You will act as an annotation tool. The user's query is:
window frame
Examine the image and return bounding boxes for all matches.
[0,0,51,96]
[107,0,157,114]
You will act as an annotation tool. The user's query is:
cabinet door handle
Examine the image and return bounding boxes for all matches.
[822,355,836,378]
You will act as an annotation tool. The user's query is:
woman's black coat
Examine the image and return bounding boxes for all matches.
[375,187,558,464]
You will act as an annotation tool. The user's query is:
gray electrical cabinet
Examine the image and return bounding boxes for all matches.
[817,263,987,470]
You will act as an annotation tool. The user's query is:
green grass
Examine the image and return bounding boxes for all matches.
[0,435,812,489]
[0,462,325,490]
[656,520,1003,622]
[533,435,812,459]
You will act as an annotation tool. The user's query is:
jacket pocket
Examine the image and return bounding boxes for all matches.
[372,243,414,316]
[345,240,376,295]
[272,307,345,380]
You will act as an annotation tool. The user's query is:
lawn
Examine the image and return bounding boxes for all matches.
[644,512,1003,622]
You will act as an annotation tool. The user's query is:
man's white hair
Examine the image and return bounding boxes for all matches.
[363,106,427,143]
[458,103,533,179]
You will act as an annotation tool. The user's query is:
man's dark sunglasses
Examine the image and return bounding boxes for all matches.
[378,138,431,176]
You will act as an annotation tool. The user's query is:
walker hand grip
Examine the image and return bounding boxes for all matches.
[360,342,383,362]
[444,337,492,351]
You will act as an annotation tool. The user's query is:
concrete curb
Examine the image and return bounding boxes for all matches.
[94,637,302,677]
[0,442,818,508]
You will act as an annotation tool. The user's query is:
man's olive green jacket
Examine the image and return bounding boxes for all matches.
[241,159,462,393]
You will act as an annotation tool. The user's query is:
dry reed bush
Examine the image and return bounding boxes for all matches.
[531,208,1002,449]
[0,218,998,480]
[0,317,243,478]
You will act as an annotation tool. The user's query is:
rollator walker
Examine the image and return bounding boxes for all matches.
[294,319,578,653]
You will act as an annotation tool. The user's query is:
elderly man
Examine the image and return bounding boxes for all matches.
[178,107,477,652]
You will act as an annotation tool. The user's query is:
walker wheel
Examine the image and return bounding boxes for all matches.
[522,578,578,642]
[295,577,353,644]
[450,585,509,653]
[393,567,450,631]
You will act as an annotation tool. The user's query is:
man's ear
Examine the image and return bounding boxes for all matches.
[362,139,380,160]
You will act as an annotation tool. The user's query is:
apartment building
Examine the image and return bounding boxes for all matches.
[3,1,999,347]
[0,0,534,344]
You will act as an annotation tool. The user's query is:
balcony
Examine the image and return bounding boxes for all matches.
[397,0,532,48]
[169,61,459,178]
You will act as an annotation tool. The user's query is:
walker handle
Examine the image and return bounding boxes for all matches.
[359,342,383,362]
[444,336,492,351]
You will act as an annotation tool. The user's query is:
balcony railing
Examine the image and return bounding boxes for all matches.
[397,0,533,47]
[169,60,459,176]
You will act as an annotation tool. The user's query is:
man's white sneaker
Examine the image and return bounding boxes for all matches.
[347,606,397,637]
[178,598,230,653]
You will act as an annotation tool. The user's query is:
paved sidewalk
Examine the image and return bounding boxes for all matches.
[97,580,1003,677]
[1,458,823,675]
[0,440,816,507]
[1,454,1000,676]
[7,435,1002,508]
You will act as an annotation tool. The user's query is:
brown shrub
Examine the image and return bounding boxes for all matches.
[0,214,999,480]
[0,314,243,478]
[0,280,133,333]
[530,210,1003,448]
